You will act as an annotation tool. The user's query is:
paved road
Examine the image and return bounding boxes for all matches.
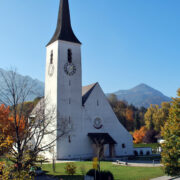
[151,176,180,180]
[113,160,162,167]
[35,174,180,180]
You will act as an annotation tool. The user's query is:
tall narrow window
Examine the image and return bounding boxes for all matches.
[69,98,71,104]
[68,49,72,63]
[69,80,71,86]
[97,100,99,106]
[69,116,71,124]
[50,50,53,64]
[68,136,71,143]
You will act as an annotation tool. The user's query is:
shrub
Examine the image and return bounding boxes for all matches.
[87,169,99,178]
[101,171,114,180]
[86,169,114,180]
[0,162,31,180]
[64,163,76,175]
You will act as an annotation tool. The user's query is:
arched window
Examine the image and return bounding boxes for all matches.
[140,150,144,156]
[50,50,53,64]
[122,144,126,148]
[68,49,72,63]
[134,150,138,156]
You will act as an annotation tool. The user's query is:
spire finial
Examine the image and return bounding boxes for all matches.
[47,0,81,46]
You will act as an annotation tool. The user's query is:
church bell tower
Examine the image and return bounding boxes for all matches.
[45,0,82,159]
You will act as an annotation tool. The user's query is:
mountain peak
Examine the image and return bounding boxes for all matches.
[134,83,151,88]
[130,83,157,93]
[113,84,171,108]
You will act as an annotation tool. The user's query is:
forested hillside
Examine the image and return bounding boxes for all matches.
[108,93,172,144]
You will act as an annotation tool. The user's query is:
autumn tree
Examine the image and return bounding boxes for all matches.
[126,107,134,131]
[108,94,147,131]
[144,105,156,130]
[0,105,13,155]
[145,102,171,133]
[161,89,180,176]
[133,126,147,144]
[153,102,171,132]
[0,69,70,178]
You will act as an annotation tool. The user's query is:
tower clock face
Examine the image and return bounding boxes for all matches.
[64,63,76,76]
[48,64,54,77]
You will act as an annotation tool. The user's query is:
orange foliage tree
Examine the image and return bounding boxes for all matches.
[0,104,26,155]
[133,126,147,144]
[0,105,13,155]
[0,69,70,178]
[126,108,134,131]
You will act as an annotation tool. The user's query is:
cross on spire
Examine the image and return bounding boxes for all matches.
[47,0,81,46]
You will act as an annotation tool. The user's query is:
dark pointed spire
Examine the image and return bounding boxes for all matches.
[47,0,81,46]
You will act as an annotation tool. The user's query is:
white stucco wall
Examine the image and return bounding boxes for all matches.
[44,40,84,160]
[42,39,133,160]
[56,40,83,159]
[81,83,134,157]
[133,147,152,156]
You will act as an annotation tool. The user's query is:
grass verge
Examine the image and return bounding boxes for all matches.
[42,161,165,180]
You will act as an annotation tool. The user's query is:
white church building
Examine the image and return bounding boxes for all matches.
[37,0,133,160]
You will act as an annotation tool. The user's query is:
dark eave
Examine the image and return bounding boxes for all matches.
[47,0,81,46]
[88,133,117,145]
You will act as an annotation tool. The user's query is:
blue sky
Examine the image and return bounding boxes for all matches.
[0,0,179,97]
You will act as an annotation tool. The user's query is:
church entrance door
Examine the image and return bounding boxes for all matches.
[88,133,117,158]
[109,144,115,158]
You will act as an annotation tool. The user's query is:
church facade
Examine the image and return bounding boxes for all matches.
[43,0,133,160]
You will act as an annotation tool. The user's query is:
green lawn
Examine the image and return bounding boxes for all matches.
[42,161,165,180]
[134,143,160,149]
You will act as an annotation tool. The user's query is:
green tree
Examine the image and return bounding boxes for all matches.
[153,102,171,132]
[113,101,127,128]
[161,89,180,176]
[134,112,141,130]
[108,94,118,107]
[144,105,156,130]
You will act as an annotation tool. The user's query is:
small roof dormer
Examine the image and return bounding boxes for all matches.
[47,0,81,46]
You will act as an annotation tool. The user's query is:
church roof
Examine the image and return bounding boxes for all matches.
[82,83,98,105]
[47,0,81,46]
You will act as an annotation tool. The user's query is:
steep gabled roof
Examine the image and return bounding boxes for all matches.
[82,83,98,105]
[47,0,81,46]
